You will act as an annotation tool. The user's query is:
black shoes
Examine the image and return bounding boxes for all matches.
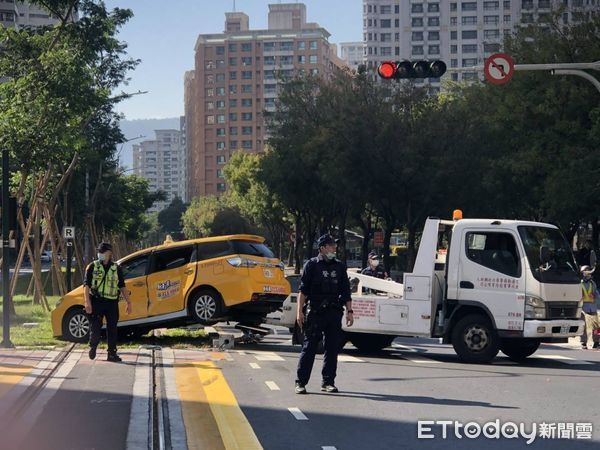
[295,383,307,394]
[321,384,339,393]
[88,346,97,360]
[593,342,600,349]
[107,352,122,362]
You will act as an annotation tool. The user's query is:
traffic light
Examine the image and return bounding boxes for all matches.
[377,60,447,80]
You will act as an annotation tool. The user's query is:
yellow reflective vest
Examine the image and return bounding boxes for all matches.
[91,261,120,300]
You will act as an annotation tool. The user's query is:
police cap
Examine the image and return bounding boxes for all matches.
[97,242,113,253]
[317,234,339,248]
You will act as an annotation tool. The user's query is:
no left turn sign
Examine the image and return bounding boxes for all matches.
[484,53,515,85]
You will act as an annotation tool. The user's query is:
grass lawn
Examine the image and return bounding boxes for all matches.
[0,295,210,349]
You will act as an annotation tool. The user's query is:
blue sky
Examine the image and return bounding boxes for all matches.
[105,0,363,120]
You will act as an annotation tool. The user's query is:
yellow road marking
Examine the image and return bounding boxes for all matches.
[175,360,262,450]
[0,365,31,400]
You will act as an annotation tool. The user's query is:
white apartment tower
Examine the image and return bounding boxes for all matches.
[341,42,367,71]
[363,0,600,88]
[1,1,77,29]
[133,130,186,213]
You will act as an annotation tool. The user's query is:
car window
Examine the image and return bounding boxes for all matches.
[231,240,275,258]
[149,245,195,274]
[197,241,234,261]
[120,254,150,280]
[465,232,521,278]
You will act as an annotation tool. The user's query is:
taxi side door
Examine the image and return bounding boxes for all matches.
[119,252,151,320]
[147,245,197,316]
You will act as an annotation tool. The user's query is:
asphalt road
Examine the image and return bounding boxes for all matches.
[219,329,600,450]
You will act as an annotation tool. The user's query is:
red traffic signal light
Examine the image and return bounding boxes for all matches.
[377,60,447,80]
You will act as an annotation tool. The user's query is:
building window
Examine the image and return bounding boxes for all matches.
[484,15,499,24]
[241,112,253,121]
[428,45,440,55]
[484,29,500,39]
[450,17,458,25]
[381,47,392,56]
[242,126,253,135]
[451,31,458,39]
[411,3,424,13]
[380,19,391,28]
[428,17,440,26]
[298,41,305,50]
[242,140,253,149]
[229,57,237,66]
[462,2,477,11]
[206,101,214,110]
[521,0,533,9]
[298,55,306,64]
[428,31,440,40]
[206,115,215,125]
[216,73,225,82]
[216,142,226,150]
[241,43,252,52]
[229,126,238,135]
[229,71,237,80]
[217,156,226,164]
[462,16,477,25]
[412,31,424,41]
[217,115,225,124]
[504,14,511,23]
[484,43,501,53]
[281,42,294,51]
[217,169,224,179]
[484,1,500,10]
[462,30,478,39]
[309,55,318,64]
[216,128,226,137]
[264,42,275,51]
[229,85,237,95]
[462,58,478,67]
[310,68,318,76]
[230,141,238,149]
[504,1,511,9]
[309,41,318,50]
[280,55,293,65]
[451,59,458,68]
[205,88,214,97]
[228,43,237,52]
[451,2,457,11]
[240,70,252,80]
[429,3,440,12]
[216,46,225,55]
[451,45,458,54]
[380,5,392,14]
[264,56,276,66]
[521,13,534,23]
[216,87,225,96]
[381,33,392,42]
[216,100,225,109]
[241,98,253,107]
[241,57,252,66]
[412,17,424,27]
[412,45,424,55]
[462,44,477,53]
[242,84,252,93]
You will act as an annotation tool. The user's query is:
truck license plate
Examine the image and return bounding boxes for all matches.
[560,325,569,334]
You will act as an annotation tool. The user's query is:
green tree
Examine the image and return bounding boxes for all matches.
[158,196,187,238]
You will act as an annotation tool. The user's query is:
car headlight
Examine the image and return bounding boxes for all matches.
[525,295,545,319]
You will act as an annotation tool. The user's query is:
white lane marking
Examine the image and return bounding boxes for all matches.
[534,354,593,365]
[265,381,280,391]
[337,355,364,363]
[126,348,152,450]
[249,363,261,369]
[254,352,285,361]
[391,343,418,352]
[162,348,188,450]
[404,356,442,364]
[288,407,308,421]
[322,447,338,450]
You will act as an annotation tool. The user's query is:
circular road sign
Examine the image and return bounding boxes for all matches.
[484,53,515,85]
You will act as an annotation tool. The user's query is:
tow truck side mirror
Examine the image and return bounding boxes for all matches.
[539,246,551,265]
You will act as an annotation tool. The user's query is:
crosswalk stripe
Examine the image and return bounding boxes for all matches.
[249,363,261,369]
[405,357,442,364]
[288,407,308,421]
[534,355,593,365]
[265,381,280,391]
[253,352,285,361]
[338,355,364,363]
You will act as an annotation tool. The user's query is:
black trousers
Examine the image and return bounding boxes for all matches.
[89,297,119,353]
[296,308,343,386]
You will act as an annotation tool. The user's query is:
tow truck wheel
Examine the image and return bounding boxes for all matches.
[451,314,499,363]
[500,339,540,361]
[348,332,395,353]
[189,289,223,325]
[62,308,90,343]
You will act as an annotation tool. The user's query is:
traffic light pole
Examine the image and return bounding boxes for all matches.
[1,148,14,348]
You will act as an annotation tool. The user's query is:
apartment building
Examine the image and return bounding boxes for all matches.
[133,129,186,213]
[364,0,600,88]
[0,0,76,29]
[341,42,367,71]
[185,3,346,199]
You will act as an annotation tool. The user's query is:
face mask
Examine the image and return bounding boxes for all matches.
[371,260,380,268]
[326,252,336,260]
[97,253,106,261]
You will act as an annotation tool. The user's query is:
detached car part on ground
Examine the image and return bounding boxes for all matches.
[52,235,290,342]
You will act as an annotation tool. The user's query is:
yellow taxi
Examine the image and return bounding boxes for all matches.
[52,235,290,342]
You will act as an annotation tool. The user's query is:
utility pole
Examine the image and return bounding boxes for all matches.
[1,149,14,348]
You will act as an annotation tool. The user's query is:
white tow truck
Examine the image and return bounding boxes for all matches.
[276,212,584,363]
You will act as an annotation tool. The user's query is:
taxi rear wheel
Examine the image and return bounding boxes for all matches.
[62,308,90,343]
[189,289,223,325]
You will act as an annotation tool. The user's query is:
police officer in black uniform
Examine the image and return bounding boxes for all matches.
[361,251,387,279]
[295,234,353,394]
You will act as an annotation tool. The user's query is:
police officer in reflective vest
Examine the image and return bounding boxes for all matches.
[580,265,600,349]
[84,242,131,362]
[295,234,353,394]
